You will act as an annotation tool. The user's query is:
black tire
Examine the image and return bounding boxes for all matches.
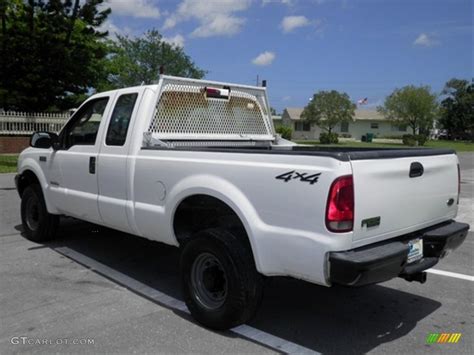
[20,184,58,242]
[180,228,263,330]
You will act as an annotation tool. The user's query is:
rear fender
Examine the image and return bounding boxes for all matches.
[168,174,264,272]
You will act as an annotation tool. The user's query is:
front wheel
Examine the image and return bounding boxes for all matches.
[20,185,58,242]
[180,228,263,330]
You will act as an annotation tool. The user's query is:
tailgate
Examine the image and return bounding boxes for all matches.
[350,153,459,247]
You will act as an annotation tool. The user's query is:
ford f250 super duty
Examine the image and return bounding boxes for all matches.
[16,76,469,330]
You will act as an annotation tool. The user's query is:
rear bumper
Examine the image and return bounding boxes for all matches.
[329,220,469,286]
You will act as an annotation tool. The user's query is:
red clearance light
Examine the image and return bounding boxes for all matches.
[204,87,229,99]
[326,175,354,233]
[206,88,220,95]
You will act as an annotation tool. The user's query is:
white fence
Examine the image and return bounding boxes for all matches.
[0,111,69,135]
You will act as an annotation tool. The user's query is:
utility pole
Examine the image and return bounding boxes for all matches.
[256,74,259,86]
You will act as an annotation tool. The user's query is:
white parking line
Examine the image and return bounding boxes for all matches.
[457,197,473,231]
[53,247,319,355]
[427,269,474,282]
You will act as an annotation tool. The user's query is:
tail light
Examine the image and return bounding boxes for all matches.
[457,164,460,204]
[326,175,354,233]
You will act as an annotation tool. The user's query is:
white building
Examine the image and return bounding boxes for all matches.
[272,114,282,127]
[280,107,408,140]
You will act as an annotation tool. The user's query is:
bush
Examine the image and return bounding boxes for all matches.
[402,134,428,146]
[319,132,339,144]
[402,134,417,146]
[339,133,352,138]
[275,125,293,140]
[415,134,428,146]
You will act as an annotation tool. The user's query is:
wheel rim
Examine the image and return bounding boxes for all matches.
[190,252,228,310]
[25,195,40,231]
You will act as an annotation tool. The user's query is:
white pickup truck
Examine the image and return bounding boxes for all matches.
[16,76,469,330]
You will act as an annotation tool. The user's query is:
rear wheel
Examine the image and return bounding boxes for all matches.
[21,185,58,242]
[180,228,263,330]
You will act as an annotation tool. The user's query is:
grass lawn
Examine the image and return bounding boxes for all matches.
[423,140,474,152]
[294,140,474,152]
[0,155,18,173]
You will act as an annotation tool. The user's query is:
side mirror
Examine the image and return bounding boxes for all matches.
[30,131,59,150]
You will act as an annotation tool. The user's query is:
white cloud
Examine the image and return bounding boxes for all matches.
[263,0,327,6]
[413,33,440,47]
[281,15,311,33]
[191,15,245,37]
[99,20,120,36]
[105,0,161,19]
[262,0,294,6]
[163,17,178,30]
[99,20,132,39]
[252,51,276,66]
[163,34,185,48]
[164,0,251,37]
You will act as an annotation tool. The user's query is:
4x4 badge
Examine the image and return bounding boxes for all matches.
[275,171,321,185]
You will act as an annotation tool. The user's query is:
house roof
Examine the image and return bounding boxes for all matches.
[354,109,387,121]
[283,107,388,121]
[284,107,304,120]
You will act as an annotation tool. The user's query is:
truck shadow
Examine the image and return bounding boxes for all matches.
[18,219,441,354]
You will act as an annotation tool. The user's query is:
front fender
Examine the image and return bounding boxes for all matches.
[18,156,59,214]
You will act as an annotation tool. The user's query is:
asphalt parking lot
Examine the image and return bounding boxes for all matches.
[1,153,473,354]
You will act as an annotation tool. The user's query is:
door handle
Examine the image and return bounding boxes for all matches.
[409,162,424,178]
[89,157,96,174]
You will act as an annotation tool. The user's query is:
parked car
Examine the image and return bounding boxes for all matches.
[436,129,449,140]
[16,76,469,330]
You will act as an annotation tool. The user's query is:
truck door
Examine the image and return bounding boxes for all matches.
[97,90,140,233]
[48,95,113,223]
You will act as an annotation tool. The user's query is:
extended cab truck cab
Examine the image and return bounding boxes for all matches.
[16,76,469,330]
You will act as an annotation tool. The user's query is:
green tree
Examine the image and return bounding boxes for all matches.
[99,29,205,90]
[378,85,438,135]
[301,90,356,133]
[0,0,110,111]
[439,78,473,140]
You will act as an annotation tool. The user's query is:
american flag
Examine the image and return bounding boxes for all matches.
[357,97,368,105]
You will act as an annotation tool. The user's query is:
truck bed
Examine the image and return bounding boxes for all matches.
[143,145,456,161]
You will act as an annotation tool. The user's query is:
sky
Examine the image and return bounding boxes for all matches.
[101,0,473,113]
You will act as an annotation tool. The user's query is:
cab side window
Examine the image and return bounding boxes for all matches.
[106,93,138,146]
[63,98,109,149]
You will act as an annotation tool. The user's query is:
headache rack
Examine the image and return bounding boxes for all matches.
[144,76,275,148]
